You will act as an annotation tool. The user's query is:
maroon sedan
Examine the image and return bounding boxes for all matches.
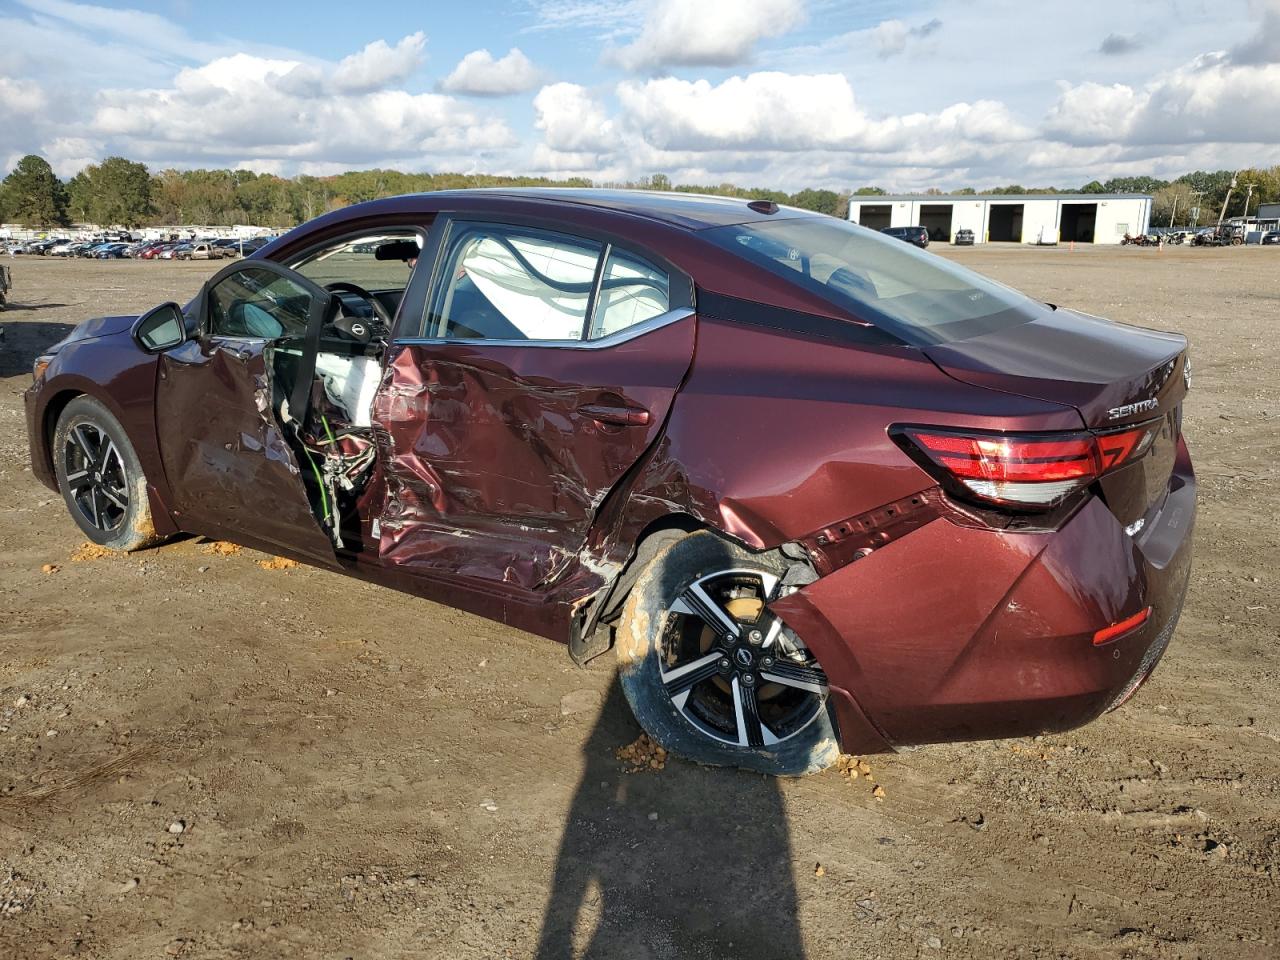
[25,190,1194,775]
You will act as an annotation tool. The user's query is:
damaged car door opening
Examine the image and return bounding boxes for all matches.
[25,189,1195,776]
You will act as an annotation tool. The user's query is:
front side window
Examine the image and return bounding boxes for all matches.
[704,217,1047,344]
[207,267,315,340]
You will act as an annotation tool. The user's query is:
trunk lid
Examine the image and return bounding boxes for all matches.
[925,308,1189,526]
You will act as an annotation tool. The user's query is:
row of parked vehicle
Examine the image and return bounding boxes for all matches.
[1122,225,1280,247]
[5,235,272,259]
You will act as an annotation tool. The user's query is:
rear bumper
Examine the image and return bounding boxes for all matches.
[771,437,1195,752]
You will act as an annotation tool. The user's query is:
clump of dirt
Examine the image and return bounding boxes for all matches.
[70,542,112,562]
[835,754,872,780]
[39,563,58,575]
[836,755,885,799]
[201,541,242,557]
[616,734,668,772]
[256,556,299,571]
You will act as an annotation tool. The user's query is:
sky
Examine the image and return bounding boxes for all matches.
[1,0,1279,192]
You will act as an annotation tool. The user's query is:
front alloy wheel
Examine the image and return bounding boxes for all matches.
[53,395,164,552]
[617,532,840,776]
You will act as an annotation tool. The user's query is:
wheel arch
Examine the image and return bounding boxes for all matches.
[39,387,86,477]
[569,511,817,665]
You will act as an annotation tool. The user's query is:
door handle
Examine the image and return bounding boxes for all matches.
[578,402,651,427]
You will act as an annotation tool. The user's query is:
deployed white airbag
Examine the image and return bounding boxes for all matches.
[314,354,381,427]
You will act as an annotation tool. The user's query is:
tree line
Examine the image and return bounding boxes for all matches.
[2,153,1276,231]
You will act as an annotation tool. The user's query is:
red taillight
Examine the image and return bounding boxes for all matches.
[896,423,1157,510]
[1093,607,1152,645]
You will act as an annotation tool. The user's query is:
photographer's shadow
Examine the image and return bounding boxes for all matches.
[536,682,806,960]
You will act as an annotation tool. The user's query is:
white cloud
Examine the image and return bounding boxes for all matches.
[332,33,427,94]
[88,50,515,168]
[441,48,543,96]
[871,18,943,59]
[612,73,1032,153]
[613,0,805,70]
[533,82,616,152]
[1045,55,1280,146]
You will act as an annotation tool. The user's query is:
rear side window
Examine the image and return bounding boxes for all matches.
[704,217,1044,344]
[424,223,671,343]
[589,248,670,339]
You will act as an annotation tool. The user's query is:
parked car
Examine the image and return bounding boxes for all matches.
[237,237,272,256]
[136,242,170,260]
[880,225,930,248]
[93,243,130,259]
[1262,231,1280,246]
[177,242,228,261]
[24,190,1195,776]
[953,228,975,246]
[31,238,69,255]
[159,244,189,260]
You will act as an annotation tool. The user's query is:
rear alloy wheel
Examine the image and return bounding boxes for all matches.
[53,396,164,552]
[616,532,839,776]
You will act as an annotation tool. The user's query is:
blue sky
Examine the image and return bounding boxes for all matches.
[1,0,1278,191]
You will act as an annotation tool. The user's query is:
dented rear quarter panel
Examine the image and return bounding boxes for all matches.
[612,315,1086,555]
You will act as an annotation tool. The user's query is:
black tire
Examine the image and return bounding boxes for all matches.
[53,396,165,552]
[616,531,840,776]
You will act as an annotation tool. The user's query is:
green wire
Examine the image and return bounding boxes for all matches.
[304,446,330,524]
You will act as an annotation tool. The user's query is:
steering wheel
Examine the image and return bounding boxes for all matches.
[323,281,394,329]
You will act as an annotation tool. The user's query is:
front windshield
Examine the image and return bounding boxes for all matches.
[703,217,1046,344]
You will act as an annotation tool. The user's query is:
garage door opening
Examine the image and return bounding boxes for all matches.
[919,204,954,242]
[988,205,1024,242]
[1060,203,1097,243]
[856,205,891,230]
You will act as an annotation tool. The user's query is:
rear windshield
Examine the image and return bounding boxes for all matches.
[703,217,1045,344]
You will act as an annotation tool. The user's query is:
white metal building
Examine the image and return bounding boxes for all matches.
[847,194,1153,245]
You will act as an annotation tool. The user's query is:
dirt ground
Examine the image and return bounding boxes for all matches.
[0,244,1277,960]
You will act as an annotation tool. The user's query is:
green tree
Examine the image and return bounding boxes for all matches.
[1079,180,1107,194]
[788,188,842,216]
[78,156,152,227]
[2,154,67,227]
[853,186,887,196]
[1102,176,1168,194]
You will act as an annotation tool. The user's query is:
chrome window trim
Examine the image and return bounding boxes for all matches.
[394,306,694,351]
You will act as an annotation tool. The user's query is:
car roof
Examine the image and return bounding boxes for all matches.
[408,188,823,231]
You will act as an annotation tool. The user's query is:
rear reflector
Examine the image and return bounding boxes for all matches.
[1093,607,1152,645]
[895,423,1158,510]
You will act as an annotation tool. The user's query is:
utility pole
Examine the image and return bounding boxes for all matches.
[1217,174,1238,228]
[1189,189,1204,229]
[1241,182,1256,225]
[1169,193,1178,228]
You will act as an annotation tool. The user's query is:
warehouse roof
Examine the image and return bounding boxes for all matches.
[851,194,1154,203]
